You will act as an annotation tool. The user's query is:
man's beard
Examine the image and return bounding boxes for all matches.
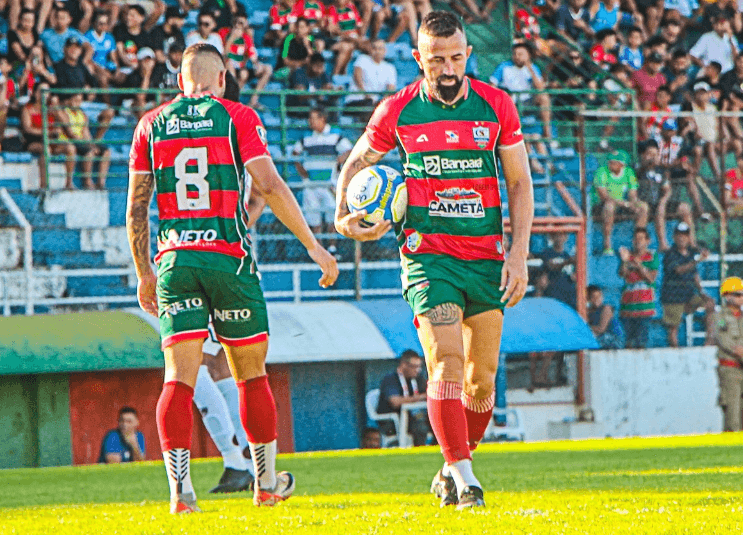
[432,74,464,103]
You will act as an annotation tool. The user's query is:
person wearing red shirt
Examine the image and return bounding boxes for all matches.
[219,8,273,109]
[264,0,299,47]
[644,85,672,139]
[294,0,326,36]
[590,28,618,69]
[631,51,667,110]
[725,154,743,217]
[326,0,368,74]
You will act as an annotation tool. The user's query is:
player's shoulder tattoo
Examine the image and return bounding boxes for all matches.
[423,303,462,326]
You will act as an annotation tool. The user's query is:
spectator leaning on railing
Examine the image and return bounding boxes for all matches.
[660,222,715,348]
[288,52,334,115]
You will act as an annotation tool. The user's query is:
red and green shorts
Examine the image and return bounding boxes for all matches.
[156,251,268,350]
[402,255,506,320]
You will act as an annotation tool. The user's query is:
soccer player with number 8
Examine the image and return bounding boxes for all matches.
[126,43,339,513]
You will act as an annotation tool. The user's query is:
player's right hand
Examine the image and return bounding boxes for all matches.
[307,243,339,288]
[334,210,392,242]
[137,271,158,317]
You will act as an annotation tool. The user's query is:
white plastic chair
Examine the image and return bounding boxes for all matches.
[482,407,526,442]
[365,389,413,448]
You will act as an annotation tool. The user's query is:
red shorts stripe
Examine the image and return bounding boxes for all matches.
[402,229,504,261]
[162,329,209,350]
[216,331,268,347]
[157,190,240,220]
[407,178,501,209]
[397,120,500,153]
[154,239,248,264]
[152,136,234,168]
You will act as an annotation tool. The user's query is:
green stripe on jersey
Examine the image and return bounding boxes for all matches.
[407,206,503,237]
[405,149,497,180]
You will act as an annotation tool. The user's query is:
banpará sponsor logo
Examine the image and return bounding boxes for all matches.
[163,297,204,316]
[213,308,252,321]
[428,188,485,218]
[166,116,215,135]
[177,229,218,242]
[422,155,484,176]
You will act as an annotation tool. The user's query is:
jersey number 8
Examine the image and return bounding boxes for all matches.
[174,147,210,211]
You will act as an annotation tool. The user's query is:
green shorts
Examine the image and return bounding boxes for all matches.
[156,251,268,350]
[402,256,506,320]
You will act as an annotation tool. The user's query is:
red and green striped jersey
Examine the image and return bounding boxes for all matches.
[294,0,326,26]
[269,4,297,31]
[327,2,361,36]
[619,250,660,318]
[218,28,258,68]
[129,92,270,273]
[366,77,524,280]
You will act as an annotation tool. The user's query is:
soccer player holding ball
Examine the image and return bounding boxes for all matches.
[335,12,534,509]
[127,44,338,513]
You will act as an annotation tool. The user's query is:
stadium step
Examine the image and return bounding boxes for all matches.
[34,251,107,268]
[32,228,81,254]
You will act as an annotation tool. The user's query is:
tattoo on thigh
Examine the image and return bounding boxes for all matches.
[423,303,461,326]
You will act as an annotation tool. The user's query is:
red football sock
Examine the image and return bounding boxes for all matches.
[237,375,278,444]
[462,391,495,451]
[427,381,471,464]
[156,381,194,452]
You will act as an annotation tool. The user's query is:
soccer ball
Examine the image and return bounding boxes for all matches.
[346,165,407,228]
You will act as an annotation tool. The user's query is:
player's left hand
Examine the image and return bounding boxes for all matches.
[307,243,340,288]
[137,271,158,317]
[500,252,528,308]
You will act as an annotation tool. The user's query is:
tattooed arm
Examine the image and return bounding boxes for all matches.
[334,132,392,241]
[126,170,157,316]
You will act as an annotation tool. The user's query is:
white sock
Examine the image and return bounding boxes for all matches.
[163,448,195,499]
[249,439,277,490]
[216,377,250,452]
[442,463,451,478]
[448,459,480,495]
[193,367,248,471]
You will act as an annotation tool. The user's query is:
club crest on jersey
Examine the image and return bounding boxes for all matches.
[429,188,485,218]
[445,130,459,143]
[256,125,267,145]
[473,126,490,148]
[166,115,180,135]
[406,231,422,252]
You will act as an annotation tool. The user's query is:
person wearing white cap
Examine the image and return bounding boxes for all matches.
[682,80,742,179]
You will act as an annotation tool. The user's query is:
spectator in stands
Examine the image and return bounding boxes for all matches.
[292,107,352,253]
[57,92,111,189]
[690,17,738,75]
[219,7,273,109]
[590,28,618,69]
[360,427,381,449]
[538,231,576,308]
[683,81,742,179]
[626,0,660,37]
[294,0,327,39]
[618,227,659,349]
[368,0,413,46]
[725,154,743,217]
[263,0,298,48]
[287,52,334,115]
[618,26,644,71]
[150,42,182,92]
[654,118,706,225]
[326,0,367,75]
[8,9,42,70]
[632,51,666,110]
[663,0,700,29]
[275,17,317,75]
[21,82,75,189]
[591,149,649,255]
[377,350,429,447]
[53,36,96,90]
[588,0,621,33]
[636,137,694,251]
[662,49,693,106]
[186,12,224,53]
[124,47,159,118]
[41,6,90,65]
[644,84,672,140]
[150,6,186,64]
[661,222,715,347]
[7,0,53,34]
[199,0,238,31]
[700,0,739,34]
[697,61,724,108]
[598,66,631,148]
[85,11,118,104]
[659,19,683,54]
[491,43,553,170]
[723,86,743,158]
[555,0,594,49]
[346,38,397,117]
[587,284,623,349]
[99,406,146,463]
[644,35,668,63]
[114,5,158,84]
[721,54,743,101]
[18,43,57,99]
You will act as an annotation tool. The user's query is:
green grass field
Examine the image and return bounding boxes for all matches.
[3,434,743,534]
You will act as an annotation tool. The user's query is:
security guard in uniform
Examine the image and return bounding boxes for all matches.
[713,277,743,431]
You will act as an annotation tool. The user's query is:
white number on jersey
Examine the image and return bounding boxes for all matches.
[174,147,210,210]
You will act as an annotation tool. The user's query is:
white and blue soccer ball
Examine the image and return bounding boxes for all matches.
[346,165,407,228]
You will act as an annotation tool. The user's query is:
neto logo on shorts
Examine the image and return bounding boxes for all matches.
[214,308,252,322]
[163,298,204,317]
[422,155,483,176]
[428,188,485,218]
[178,229,218,242]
